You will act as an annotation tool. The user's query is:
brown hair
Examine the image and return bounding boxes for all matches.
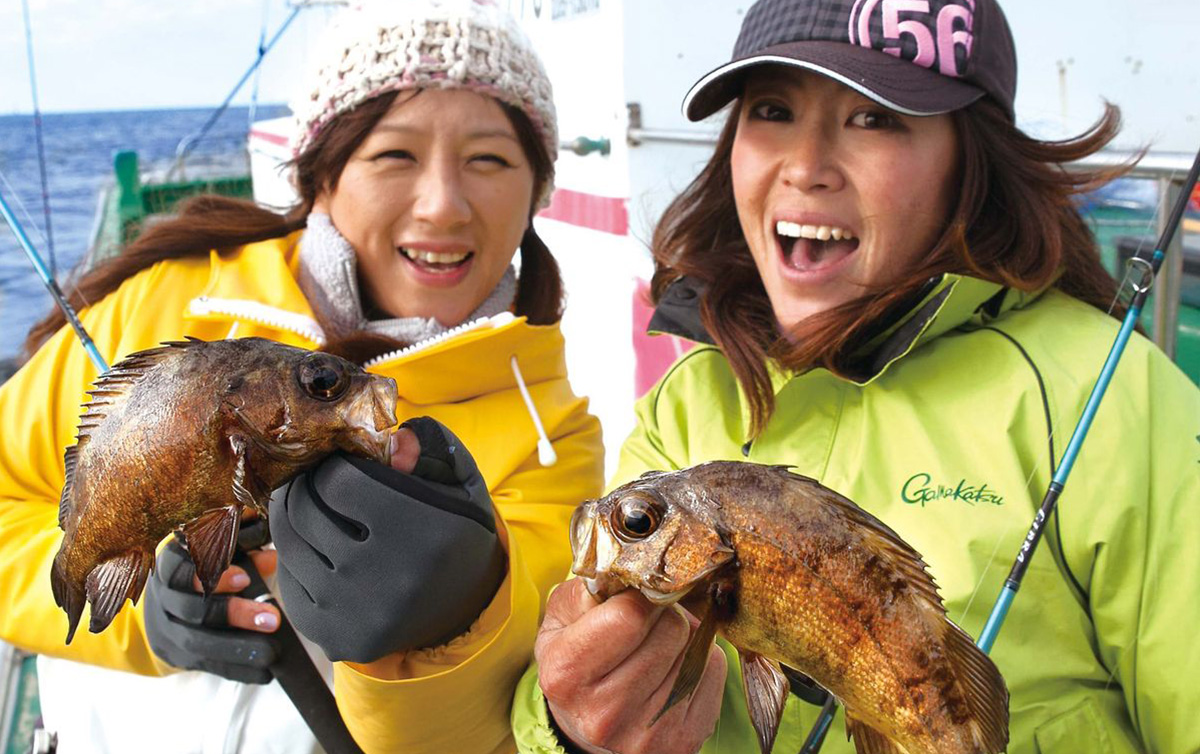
[652,97,1130,436]
[24,91,562,359]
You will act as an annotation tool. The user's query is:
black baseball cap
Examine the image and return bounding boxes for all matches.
[684,0,1017,121]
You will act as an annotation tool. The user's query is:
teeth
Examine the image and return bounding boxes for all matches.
[775,221,855,241]
[401,247,470,264]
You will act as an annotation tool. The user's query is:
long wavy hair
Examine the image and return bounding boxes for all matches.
[24,90,562,361]
[651,96,1130,436]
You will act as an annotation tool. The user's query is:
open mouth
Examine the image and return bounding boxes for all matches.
[400,246,474,273]
[775,220,859,272]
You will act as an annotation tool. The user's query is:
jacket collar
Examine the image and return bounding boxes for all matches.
[649,273,1045,386]
[182,233,568,404]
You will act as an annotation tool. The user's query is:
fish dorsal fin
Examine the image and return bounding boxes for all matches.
[84,549,155,635]
[58,445,79,530]
[74,341,193,439]
[741,652,790,754]
[942,622,1010,753]
[180,506,240,596]
[784,469,945,612]
[844,710,908,754]
[651,602,720,725]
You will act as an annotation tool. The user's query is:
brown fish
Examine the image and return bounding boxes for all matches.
[51,337,398,643]
[569,461,1008,754]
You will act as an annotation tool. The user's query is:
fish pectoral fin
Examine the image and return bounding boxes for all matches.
[740,652,790,754]
[844,710,908,754]
[84,549,155,635]
[180,505,240,596]
[650,603,720,725]
[229,434,270,513]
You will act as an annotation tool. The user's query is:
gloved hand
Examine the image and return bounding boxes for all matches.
[144,519,279,684]
[269,417,506,663]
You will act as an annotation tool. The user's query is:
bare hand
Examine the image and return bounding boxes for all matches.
[189,548,280,633]
[536,577,727,754]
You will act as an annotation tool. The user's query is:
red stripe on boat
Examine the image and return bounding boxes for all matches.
[249,129,290,148]
[538,188,629,236]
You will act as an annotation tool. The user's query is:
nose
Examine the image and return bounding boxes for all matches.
[411,157,471,228]
[779,121,845,193]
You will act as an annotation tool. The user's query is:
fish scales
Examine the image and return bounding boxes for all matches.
[51,337,398,643]
[570,461,1008,754]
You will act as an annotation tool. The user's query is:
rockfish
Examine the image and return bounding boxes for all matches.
[51,337,397,643]
[570,461,1008,754]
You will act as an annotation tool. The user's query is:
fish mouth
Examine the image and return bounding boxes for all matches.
[343,376,399,463]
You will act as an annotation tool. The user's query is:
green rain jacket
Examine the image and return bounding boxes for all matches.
[513,273,1200,754]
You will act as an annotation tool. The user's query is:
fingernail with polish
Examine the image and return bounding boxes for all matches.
[230,573,250,589]
[254,611,279,630]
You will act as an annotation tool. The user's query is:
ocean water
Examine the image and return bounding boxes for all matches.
[0,104,289,365]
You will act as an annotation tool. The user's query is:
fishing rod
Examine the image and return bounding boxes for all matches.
[0,197,365,754]
[977,143,1200,652]
[797,143,1200,753]
[20,0,56,278]
[0,189,107,373]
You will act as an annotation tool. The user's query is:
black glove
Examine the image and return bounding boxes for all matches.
[144,519,278,684]
[269,417,506,663]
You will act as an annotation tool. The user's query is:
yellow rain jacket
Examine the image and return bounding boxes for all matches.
[0,234,604,753]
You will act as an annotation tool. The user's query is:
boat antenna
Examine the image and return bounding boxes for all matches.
[797,143,1200,753]
[20,0,57,278]
[0,188,107,373]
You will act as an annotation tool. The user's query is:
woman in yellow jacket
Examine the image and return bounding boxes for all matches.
[0,2,603,752]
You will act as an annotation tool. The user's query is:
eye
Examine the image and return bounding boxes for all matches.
[748,100,792,122]
[297,354,351,401]
[849,109,902,130]
[374,149,415,162]
[611,494,665,542]
[471,153,513,167]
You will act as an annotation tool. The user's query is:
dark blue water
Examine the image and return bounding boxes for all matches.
[0,105,289,364]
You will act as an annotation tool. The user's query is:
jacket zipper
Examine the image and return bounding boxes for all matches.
[363,312,516,368]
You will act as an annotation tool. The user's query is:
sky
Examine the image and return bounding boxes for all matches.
[0,0,334,114]
[1,0,1197,151]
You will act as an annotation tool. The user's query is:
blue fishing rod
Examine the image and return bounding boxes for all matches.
[0,188,108,373]
[798,144,1200,754]
[977,143,1200,652]
[0,193,365,754]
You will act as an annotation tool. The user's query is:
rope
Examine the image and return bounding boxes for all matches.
[168,5,302,181]
[20,0,56,278]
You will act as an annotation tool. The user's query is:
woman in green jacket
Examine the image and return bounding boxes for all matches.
[515,0,1200,752]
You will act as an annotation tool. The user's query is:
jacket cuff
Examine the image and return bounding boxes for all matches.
[332,518,538,753]
[511,660,572,753]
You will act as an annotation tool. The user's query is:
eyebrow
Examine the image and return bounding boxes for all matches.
[370,124,519,142]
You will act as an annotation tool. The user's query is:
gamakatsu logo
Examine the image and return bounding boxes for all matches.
[901,473,1004,507]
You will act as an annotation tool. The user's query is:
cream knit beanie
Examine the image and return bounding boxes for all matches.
[291,0,557,206]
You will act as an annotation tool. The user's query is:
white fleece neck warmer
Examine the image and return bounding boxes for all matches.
[297,213,518,345]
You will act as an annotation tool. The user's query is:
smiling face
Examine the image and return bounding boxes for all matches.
[731,67,961,333]
[315,89,536,326]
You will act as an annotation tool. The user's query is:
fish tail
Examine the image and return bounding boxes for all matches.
[84,549,155,636]
[943,623,1009,754]
[50,553,85,644]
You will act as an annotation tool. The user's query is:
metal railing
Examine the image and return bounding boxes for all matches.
[625,125,1195,356]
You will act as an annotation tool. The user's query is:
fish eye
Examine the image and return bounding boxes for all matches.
[612,495,664,542]
[297,355,351,402]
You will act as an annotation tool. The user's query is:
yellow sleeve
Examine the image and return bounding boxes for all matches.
[0,265,176,676]
[333,402,603,754]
